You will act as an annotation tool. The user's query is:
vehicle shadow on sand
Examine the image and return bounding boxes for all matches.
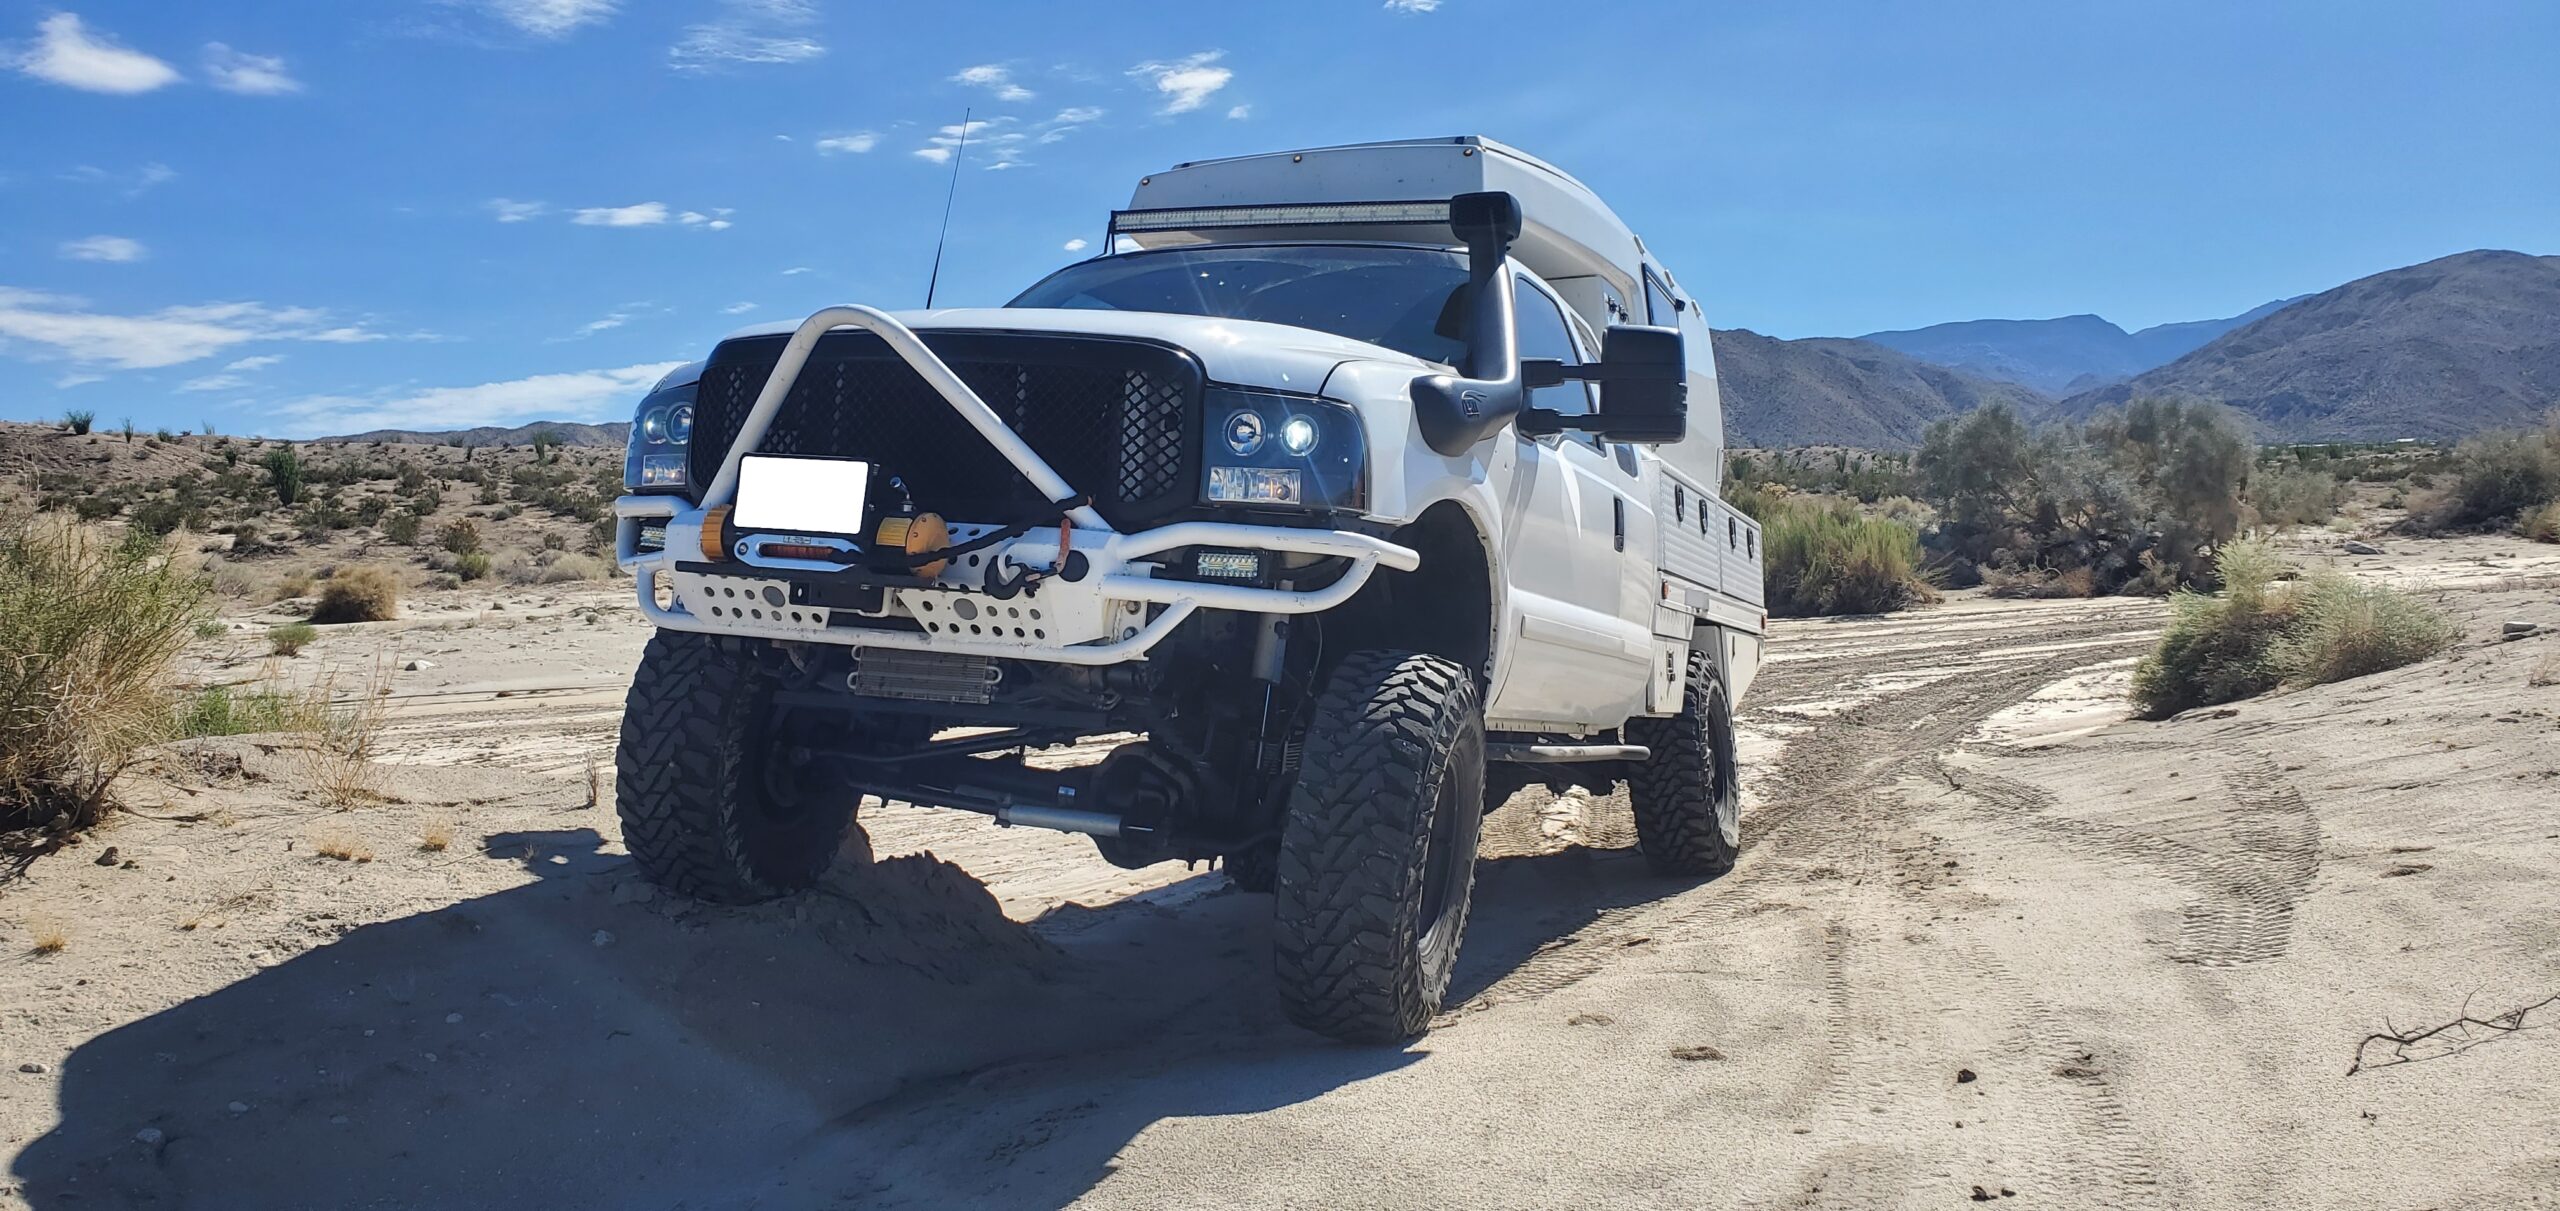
[12,825,1707,1209]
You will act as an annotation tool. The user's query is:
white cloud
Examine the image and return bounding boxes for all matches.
[202,43,300,94]
[1062,238,1088,252]
[180,373,247,392]
[780,266,813,275]
[1051,106,1102,125]
[63,163,176,197]
[1384,0,1441,10]
[1227,103,1250,120]
[1128,51,1232,115]
[272,361,685,437]
[571,201,670,227]
[912,147,951,165]
[559,311,630,340]
[61,235,146,263]
[10,13,179,94]
[0,286,386,370]
[482,0,619,38]
[952,63,1031,102]
[487,198,547,223]
[721,301,757,314]
[226,354,285,371]
[913,117,1029,170]
[815,131,877,154]
[670,0,823,70]
[54,372,104,389]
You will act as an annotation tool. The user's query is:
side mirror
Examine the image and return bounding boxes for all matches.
[1519,323,1688,445]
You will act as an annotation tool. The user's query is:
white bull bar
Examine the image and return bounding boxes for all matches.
[615,305,1417,665]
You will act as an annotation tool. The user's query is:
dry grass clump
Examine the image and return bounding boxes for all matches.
[171,676,327,738]
[300,655,392,808]
[2520,501,2560,544]
[310,825,375,863]
[1,515,209,831]
[2527,649,2559,689]
[418,818,453,852]
[308,564,400,624]
[2132,538,2458,719]
[1758,497,1935,618]
[1982,563,2098,599]
[26,914,68,954]
[268,621,317,656]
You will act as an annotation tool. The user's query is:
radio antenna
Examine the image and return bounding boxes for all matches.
[923,106,971,309]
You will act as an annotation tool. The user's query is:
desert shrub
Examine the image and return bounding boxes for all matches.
[500,550,610,585]
[2131,538,2455,718]
[2248,466,2348,528]
[63,410,95,436]
[268,621,318,656]
[455,550,493,581]
[172,682,321,738]
[2521,501,2560,544]
[1760,498,1933,617]
[261,446,304,507]
[1,517,211,830]
[382,510,422,546]
[438,519,483,554]
[1918,399,2252,595]
[2405,428,2560,533]
[2267,574,2459,689]
[308,565,400,624]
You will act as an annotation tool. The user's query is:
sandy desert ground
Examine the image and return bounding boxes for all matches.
[4,533,2558,1210]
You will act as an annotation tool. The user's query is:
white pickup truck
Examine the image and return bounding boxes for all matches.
[611,136,1765,1042]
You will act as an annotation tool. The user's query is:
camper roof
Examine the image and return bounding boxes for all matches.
[1121,136,1656,304]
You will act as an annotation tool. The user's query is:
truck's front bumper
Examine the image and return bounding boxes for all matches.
[614,495,1416,666]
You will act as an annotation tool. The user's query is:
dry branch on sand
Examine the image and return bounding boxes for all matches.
[2349,990,2560,1074]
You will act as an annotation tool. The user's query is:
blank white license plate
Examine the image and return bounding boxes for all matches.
[733,455,870,535]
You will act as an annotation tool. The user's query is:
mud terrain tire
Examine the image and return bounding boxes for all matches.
[1272,650,1484,1042]
[615,630,853,904]
[1624,649,1741,876]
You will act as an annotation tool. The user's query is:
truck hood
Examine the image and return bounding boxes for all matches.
[720,307,1440,396]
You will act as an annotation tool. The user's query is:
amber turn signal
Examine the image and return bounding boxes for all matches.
[698,505,732,562]
[877,512,950,578]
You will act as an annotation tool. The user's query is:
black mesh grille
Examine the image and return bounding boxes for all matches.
[691,331,1200,531]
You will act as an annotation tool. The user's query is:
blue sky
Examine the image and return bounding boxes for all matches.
[3,0,2554,437]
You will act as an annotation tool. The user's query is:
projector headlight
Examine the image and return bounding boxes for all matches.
[623,383,696,494]
[1199,388,1364,512]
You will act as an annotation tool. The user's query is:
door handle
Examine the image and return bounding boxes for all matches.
[1612,495,1626,552]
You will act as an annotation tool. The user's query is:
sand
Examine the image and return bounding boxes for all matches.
[3,535,2557,1209]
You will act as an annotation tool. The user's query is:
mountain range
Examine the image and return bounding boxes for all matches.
[1858,299,2303,395]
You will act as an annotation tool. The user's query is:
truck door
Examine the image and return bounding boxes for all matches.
[1487,274,1656,727]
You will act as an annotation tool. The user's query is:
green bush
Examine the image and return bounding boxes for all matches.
[455,550,493,581]
[2131,538,2457,719]
[261,446,304,507]
[2248,465,2348,528]
[2,517,211,829]
[172,683,317,738]
[2405,428,2560,533]
[63,410,94,436]
[1760,497,1933,617]
[382,511,422,546]
[438,519,483,554]
[2521,501,2560,544]
[268,622,318,656]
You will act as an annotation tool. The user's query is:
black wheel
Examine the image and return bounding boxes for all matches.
[614,630,855,904]
[1272,650,1485,1043]
[1623,648,1742,877]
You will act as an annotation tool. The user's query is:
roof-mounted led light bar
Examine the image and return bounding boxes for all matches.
[1108,199,1454,237]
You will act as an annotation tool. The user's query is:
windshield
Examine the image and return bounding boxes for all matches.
[1008,244,1471,365]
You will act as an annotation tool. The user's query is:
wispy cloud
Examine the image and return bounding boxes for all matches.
[0,285,386,370]
[815,131,877,154]
[780,266,813,276]
[226,354,286,371]
[1384,0,1441,11]
[554,308,637,341]
[572,201,670,227]
[62,163,176,198]
[202,43,300,94]
[60,235,146,263]
[273,361,685,437]
[1128,50,1232,115]
[913,117,1034,169]
[53,372,104,389]
[952,63,1030,102]
[669,0,823,70]
[487,198,547,223]
[1227,103,1250,120]
[180,373,247,392]
[480,0,619,38]
[721,301,757,314]
[10,13,180,94]
[1062,238,1088,252]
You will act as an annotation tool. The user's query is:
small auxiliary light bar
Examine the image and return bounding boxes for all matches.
[1110,200,1453,237]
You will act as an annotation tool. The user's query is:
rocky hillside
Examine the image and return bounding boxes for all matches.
[1710,329,2051,449]
[2062,250,2560,440]
[326,420,629,447]
[1859,299,2299,395]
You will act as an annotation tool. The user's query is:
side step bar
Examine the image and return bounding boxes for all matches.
[1487,743,1650,765]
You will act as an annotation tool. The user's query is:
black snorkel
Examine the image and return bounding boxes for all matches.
[1410,191,1526,457]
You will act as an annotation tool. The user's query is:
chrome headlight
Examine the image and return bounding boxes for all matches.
[623,383,696,493]
[1199,387,1364,511]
